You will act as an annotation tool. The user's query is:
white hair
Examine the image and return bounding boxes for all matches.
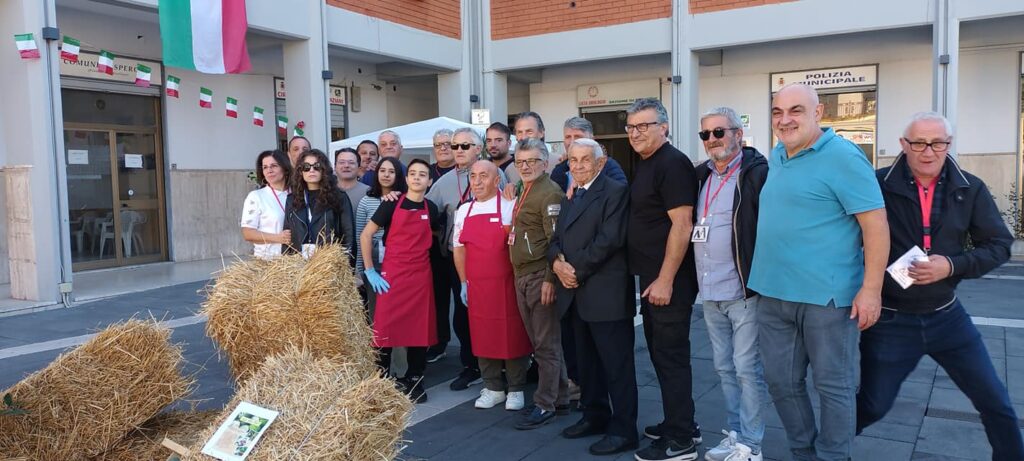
[452,127,482,145]
[700,107,743,129]
[569,138,605,159]
[379,129,401,144]
[903,111,954,138]
[433,128,453,141]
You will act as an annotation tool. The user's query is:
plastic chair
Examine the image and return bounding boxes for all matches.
[120,210,147,258]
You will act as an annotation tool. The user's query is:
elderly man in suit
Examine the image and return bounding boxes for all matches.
[548,138,638,457]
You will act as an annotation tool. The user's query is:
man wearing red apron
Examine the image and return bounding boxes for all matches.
[360,159,439,404]
[454,161,533,412]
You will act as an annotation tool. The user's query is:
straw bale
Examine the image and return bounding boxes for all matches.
[202,244,376,383]
[0,320,193,461]
[88,410,219,461]
[184,349,411,461]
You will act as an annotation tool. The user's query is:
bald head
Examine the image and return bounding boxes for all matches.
[771,83,825,156]
[469,159,500,201]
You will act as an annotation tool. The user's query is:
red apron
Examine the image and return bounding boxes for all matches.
[373,196,437,348]
[458,196,532,359]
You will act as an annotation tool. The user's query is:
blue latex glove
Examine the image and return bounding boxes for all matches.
[365,268,390,295]
[460,281,469,307]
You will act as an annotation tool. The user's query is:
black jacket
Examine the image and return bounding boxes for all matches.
[877,154,1012,313]
[548,173,635,322]
[694,147,769,299]
[282,190,356,265]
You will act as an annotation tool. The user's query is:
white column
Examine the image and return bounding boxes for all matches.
[282,3,329,150]
[481,71,508,126]
[932,0,959,155]
[672,1,702,162]
[439,0,478,121]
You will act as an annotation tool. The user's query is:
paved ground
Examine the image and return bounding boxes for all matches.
[1,262,1023,460]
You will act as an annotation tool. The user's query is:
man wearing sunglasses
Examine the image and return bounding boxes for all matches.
[692,107,769,461]
[857,112,1021,459]
[426,127,508,391]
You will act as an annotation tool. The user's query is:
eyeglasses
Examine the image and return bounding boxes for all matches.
[514,158,544,168]
[698,127,740,141]
[299,162,324,172]
[625,122,662,133]
[433,142,452,149]
[903,138,951,153]
[451,143,476,151]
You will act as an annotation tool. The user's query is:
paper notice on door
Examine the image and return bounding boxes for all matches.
[125,154,143,168]
[886,245,927,289]
[68,149,89,165]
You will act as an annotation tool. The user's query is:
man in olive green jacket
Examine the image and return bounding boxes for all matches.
[509,137,570,430]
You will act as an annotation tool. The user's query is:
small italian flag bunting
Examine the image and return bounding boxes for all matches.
[15,33,39,59]
[199,87,213,108]
[277,115,288,135]
[166,75,181,98]
[226,97,238,118]
[253,107,264,126]
[135,64,152,87]
[293,121,305,137]
[60,36,80,62]
[97,50,115,75]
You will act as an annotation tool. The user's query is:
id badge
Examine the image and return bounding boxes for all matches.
[507,232,516,246]
[301,243,317,259]
[691,225,709,243]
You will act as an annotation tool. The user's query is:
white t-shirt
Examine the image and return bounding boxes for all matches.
[240,186,289,259]
[452,195,515,248]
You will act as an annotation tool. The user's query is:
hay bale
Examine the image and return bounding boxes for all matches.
[184,349,411,461]
[203,244,376,383]
[0,320,193,461]
[88,410,220,461]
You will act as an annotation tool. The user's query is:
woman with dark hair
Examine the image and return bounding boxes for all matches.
[355,157,407,309]
[282,149,355,260]
[241,150,292,260]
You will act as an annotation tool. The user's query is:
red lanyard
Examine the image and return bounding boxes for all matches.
[456,170,471,203]
[268,186,286,213]
[700,163,741,224]
[512,181,535,226]
[916,178,937,252]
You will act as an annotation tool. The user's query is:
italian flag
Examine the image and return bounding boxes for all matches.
[276,115,288,135]
[225,97,238,118]
[135,64,152,87]
[166,75,181,98]
[97,50,115,75]
[158,0,251,74]
[199,87,213,108]
[15,33,39,59]
[253,107,264,126]
[61,36,80,62]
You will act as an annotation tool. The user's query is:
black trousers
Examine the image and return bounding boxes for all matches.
[429,244,452,348]
[574,303,638,440]
[641,296,696,442]
[561,309,579,382]
[379,347,427,378]
[445,255,476,369]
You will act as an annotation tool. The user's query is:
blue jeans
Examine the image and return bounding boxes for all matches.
[857,300,1024,460]
[703,296,769,452]
[758,296,859,461]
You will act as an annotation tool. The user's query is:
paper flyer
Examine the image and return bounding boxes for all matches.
[886,245,928,289]
[201,402,279,461]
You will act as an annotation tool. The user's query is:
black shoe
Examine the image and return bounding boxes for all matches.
[555,403,571,416]
[634,437,697,461]
[398,376,428,404]
[515,406,556,430]
[561,417,607,439]
[643,423,702,444]
[588,435,638,456]
[691,423,702,444]
[425,347,447,363]
[449,367,482,391]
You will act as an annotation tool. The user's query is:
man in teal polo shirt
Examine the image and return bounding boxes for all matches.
[748,83,889,461]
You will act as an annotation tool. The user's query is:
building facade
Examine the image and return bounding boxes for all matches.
[1,0,1022,305]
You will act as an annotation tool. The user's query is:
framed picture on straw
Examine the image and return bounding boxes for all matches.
[201,402,279,461]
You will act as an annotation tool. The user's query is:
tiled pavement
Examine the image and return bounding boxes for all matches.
[1,263,1023,460]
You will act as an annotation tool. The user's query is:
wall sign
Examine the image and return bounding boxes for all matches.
[274,78,286,99]
[577,80,660,107]
[60,51,163,85]
[329,85,346,105]
[770,65,877,92]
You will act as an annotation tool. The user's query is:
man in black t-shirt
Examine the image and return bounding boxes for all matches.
[626,98,702,461]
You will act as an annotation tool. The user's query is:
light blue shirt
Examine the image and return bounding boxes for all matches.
[748,128,884,307]
[694,153,744,302]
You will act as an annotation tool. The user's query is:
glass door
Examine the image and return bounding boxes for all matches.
[770,89,878,165]
[114,131,166,264]
[583,108,638,182]
[64,130,117,267]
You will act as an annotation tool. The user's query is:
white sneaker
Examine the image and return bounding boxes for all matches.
[704,430,737,461]
[723,442,761,461]
[505,391,525,411]
[474,388,506,409]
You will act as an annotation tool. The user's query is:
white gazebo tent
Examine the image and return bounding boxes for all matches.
[329,116,486,164]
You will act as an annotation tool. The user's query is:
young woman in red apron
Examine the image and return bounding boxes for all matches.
[360,159,437,403]
[457,191,533,409]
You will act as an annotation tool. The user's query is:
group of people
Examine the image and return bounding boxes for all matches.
[240,82,1020,461]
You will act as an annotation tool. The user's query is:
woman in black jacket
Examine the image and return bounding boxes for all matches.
[283,149,355,263]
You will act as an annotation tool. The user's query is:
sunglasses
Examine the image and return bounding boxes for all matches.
[451,143,476,151]
[299,162,324,172]
[698,127,739,141]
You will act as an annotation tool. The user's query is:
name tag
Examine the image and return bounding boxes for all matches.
[546,204,560,217]
[421,214,429,220]
[691,225,709,243]
[489,217,500,223]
